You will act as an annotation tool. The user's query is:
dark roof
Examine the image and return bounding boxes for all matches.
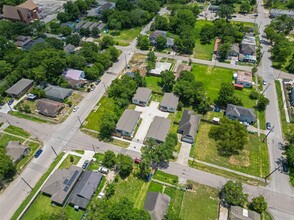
[240,43,255,54]
[5,78,33,96]
[116,109,141,134]
[226,104,256,121]
[14,36,32,47]
[133,87,152,103]
[175,64,191,79]
[69,171,103,209]
[75,21,86,30]
[160,93,179,110]
[6,141,29,163]
[44,85,72,100]
[230,44,240,53]
[146,116,171,142]
[144,192,170,220]
[149,30,166,39]
[178,110,201,139]
[229,206,260,220]
[36,99,64,117]
[41,166,83,205]
[22,38,45,50]
[98,2,113,11]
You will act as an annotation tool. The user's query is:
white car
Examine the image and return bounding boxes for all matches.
[98,166,109,174]
[98,192,105,199]
[262,80,266,85]
[73,106,79,112]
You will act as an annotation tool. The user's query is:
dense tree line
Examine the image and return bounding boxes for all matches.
[285,130,294,183]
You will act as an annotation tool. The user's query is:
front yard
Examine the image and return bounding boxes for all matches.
[101,27,142,46]
[191,122,270,178]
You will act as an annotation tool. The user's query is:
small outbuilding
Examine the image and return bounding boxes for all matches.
[5,78,34,98]
[132,87,152,107]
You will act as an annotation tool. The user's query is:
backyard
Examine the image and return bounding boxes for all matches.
[101,27,142,46]
[193,20,215,61]
[191,122,270,178]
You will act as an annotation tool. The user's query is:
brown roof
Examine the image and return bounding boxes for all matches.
[36,99,64,117]
[214,38,221,52]
[2,5,28,21]
[18,0,37,10]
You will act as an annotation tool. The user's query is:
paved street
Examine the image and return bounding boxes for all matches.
[1,3,294,220]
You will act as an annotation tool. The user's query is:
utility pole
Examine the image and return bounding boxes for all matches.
[261,83,270,95]
[77,116,82,126]
[21,177,33,190]
[124,54,127,69]
[92,144,96,153]
[7,102,13,112]
[6,119,11,126]
[51,146,58,157]
[264,163,283,184]
[262,126,275,142]
[102,82,107,91]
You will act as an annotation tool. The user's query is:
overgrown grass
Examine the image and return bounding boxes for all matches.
[102,27,142,46]
[164,186,184,218]
[110,139,130,148]
[194,20,214,60]
[146,76,162,93]
[0,133,23,147]
[153,170,178,185]
[4,126,30,138]
[192,122,270,178]
[74,150,84,155]
[9,111,49,123]
[11,153,65,220]
[58,154,81,169]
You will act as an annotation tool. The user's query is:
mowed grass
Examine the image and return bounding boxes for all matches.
[193,122,270,177]
[179,182,219,220]
[146,76,162,93]
[148,181,163,193]
[58,154,81,169]
[83,96,115,131]
[194,20,214,60]
[0,133,23,147]
[102,27,142,46]
[153,170,179,185]
[4,126,30,138]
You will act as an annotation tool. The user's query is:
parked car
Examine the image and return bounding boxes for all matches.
[73,106,79,112]
[134,158,141,164]
[8,98,14,105]
[263,80,266,85]
[95,79,101,85]
[34,149,43,158]
[98,192,105,199]
[82,160,90,169]
[266,122,271,130]
[98,166,109,174]
[282,163,289,173]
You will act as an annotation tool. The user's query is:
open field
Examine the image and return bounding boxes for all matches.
[193,20,214,61]
[101,27,141,46]
[191,122,269,178]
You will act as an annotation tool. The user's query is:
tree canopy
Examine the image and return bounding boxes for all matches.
[222,180,248,207]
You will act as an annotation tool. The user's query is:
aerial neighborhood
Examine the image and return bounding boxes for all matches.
[0,0,294,219]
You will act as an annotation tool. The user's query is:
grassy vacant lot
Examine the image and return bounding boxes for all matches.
[194,20,214,60]
[192,122,270,177]
[146,76,162,93]
[59,154,81,169]
[89,153,104,170]
[22,194,84,220]
[4,126,30,138]
[153,170,178,185]
[101,27,141,46]
[83,96,115,131]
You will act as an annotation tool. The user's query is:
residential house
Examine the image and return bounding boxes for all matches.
[97,2,114,15]
[159,93,179,113]
[239,35,256,63]
[229,206,260,220]
[149,62,172,75]
[22,37,45,50]
[36,99,64,117]
[75,21,86,32]
[178,110,201,144]
[14,36,32,48]
[44,85,73,101]
[145,116,171,143]
[5,78,33,98]
[97,23,106,32]
[64,69,85,81]
[166,37,174,48]
[116,109,141,137]
[149,30,167,46]
[235,71,253,88]
[61,22,75,29]
[6,141,30,164]
[82,21,94,30]
[64,44,76,54]
[225,104,256,124]
[291,87,294,106]
[41,166,83,206]
[132,87,152,107]
[175,64,191,79]
[144,192,171,220]
[228,43,240,59]
[270,9,294,18]
[209,5,219,11]
[69,171,103,210]
[2,0,40,24]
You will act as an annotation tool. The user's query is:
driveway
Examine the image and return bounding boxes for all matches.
[133,101,169,144]
[176,141,192,166]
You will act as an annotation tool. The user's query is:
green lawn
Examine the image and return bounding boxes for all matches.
[89,153,104,170]
[74,150,84,155]
[4,126,30,138]
[59,155,81,169]
[9,111,49,123]
[109,138,130,148]
[164,186,184,218]
[194,20,214,60]
[146,76,162,93]
[101,27,142,46]
[83,96,115,131]
[179,183,219,220]
[153,170,179,185]
[148,181,163,193]
[192,122,270,177]
[0,133,23,147]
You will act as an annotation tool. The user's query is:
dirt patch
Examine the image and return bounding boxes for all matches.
[106,170,116,182]
[126,53,147,76]
[229,150,250,167]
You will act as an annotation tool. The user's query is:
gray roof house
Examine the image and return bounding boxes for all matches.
[228,43,240,59]
[41,166,83,206]
[116,109,141,137]
[229,206,260,220]
[69,171,103,210]
[270,9,294,18]
[64,44,76,54]
[146,116,171,143]
[132,87,152,107]
[97,2,114,14]
[44,85,73,101]
[159,93,179,113]
[144,192,171,220]
[178,110,201,144]
[6,141,30,164]
[5,78,34,98]
[226,104,256,124]
[22,37,45,50]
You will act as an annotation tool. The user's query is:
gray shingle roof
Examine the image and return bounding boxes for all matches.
[64,44,76,54]
[160,93,179,110]
[229,206,260,220]
[44,85,72,101]
[41,166,83,205]
[178,109,201,139]
[144,192,170,220]
[133,87,152,103]
[116,109,141,134]
[69,171,103,209]
[6,141,29,163]
[226,104,256,120]
[5,78,33,96]
[146,116,171,142]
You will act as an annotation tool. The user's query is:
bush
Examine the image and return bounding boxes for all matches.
[249,90,259,100]
[70,155,74,163]
[250,195,267,213]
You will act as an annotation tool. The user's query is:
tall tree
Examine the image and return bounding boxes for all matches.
[160,70,175,92]
[116,154,133,178]
[156,36,167,50]
[250,196,268,214]
[215,82,243,107]
[102,150,116,168]
[222,180,248,207]
[99,112,117,140]
[216,4,234,20]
